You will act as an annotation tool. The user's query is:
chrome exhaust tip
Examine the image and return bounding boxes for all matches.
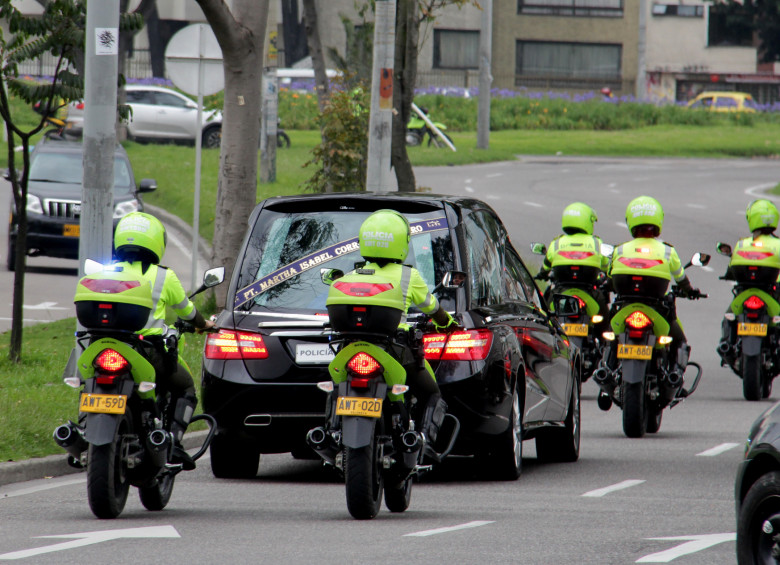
[146,429,172,467]
[53,422,87,459]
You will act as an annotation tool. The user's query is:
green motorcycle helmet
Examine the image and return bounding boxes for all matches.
[562,202,598,235]
[359,209,410,263]
[625,195,664,237]
[114,212,167,264]
[746,199,779,232]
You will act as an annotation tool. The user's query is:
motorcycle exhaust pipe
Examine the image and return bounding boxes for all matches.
[401,430,422,453]
[53,422,87,459]
[666,371,683,388]
[306,426,339,465]
[146,429,172,468]
[717,341,732,355]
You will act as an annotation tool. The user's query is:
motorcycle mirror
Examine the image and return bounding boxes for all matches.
[203,266,225,288]
[690,252,711,267]
[601,243,615,256]
[551,293,580,317]
[715,242,733,257]
[321,268,344,285]
[530,242,547,255]
[83,258,106,275]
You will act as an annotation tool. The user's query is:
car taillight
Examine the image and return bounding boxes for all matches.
[95,349,128,374]
[347,352,381,375]
[423,329,493,361]
[625,311,651,339]
[204,330,269,360]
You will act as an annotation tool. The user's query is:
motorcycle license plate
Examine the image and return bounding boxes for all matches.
[79,393,127,414]
[562,323,588,337]
[738,322,767,336]
[617,344,652,360]
[335,396,383,418]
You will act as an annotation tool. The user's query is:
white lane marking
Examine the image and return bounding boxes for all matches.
[0,526,180,560]
[746,183,778,198]
[465,179,472,184]
[696,443,739,457]
[700,266,713,272]
[636,533,736,563]
[686,203,706,209]
[404,521,495,537]
[0,477,85,499]
[23,302,68,311]
[608,182,617,188]
[485,195,499,201]
[464,186,475,193]
[616,221,628,229]
[524,201,543,208]
[582,479,645,498]
[486,173,503,178]
[165,227,192,261]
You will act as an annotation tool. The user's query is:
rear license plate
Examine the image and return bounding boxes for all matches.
[335,396,383,418]
[617,344,652,360]
[79,393,127,414]
[738,322,767,336]
[295,343,335,364]
[562,323,588,337]
[63,224,79,237]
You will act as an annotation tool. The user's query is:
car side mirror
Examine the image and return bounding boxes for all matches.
[551,293,580,317]
[138,178,157,193]
[716,242,732,257]
[203,266,225,288]
[530,242,546,255]
[441,270,466,289]
[321,268,344,285]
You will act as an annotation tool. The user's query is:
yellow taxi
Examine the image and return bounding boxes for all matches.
[687,91,758,113]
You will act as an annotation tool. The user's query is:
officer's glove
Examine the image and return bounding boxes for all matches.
[433,312,461,333]
[535,271,549,281]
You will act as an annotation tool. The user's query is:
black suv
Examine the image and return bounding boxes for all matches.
[6,139,156,270]
[202,192,581,479]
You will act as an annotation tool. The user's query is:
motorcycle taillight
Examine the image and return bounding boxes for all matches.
[744,295,766,310]
[625,311,652,339]
[95,349,129,373]
[347,352,381,376]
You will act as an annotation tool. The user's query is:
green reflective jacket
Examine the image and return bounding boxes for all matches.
[608,238,685,282]
[729,234,780,270]
[542,233,609,271]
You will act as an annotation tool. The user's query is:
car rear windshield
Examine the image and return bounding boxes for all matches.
[234,206,456,314]
[29,153,133,190]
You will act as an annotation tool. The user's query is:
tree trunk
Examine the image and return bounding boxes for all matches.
[391,0,417,192]
[303,0,329,114]
[196,0,268,309]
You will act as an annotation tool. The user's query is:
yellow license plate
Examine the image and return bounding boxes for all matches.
[617,344,653,360]
[335,396,383,418]
[562,323,588,337]
[63,224,79,237]
[79,393,127,414]
[738,322,767,336]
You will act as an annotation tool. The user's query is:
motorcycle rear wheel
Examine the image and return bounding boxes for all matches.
[646,404,663,434]
[384,475,413,513]
[87,413,132,519]
[622,382,647,438]
[138,471,175,511]
[742,353,762,401]
[345,439,384,520]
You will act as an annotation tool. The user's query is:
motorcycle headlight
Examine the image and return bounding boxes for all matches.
[25,194,43,215]
[113,199,139,219]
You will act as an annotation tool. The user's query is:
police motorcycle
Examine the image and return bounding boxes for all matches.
[531,241,613,382]
[715,241,780,400]
[53,261,223,519]
[306,268,461,520]
[592,254,709,438]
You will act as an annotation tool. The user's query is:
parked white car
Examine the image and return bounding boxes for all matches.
[68,85,223,148]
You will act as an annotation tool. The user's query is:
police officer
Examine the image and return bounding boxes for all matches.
[537,202,611,331]
[604,196,699,382]
[351,209,457,452]
[113,212,215,469]
[718,199,780,361]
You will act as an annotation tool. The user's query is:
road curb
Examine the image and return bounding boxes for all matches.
[0,430,211,487]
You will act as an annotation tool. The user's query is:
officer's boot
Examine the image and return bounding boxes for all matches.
[420,394,448,461]
[169,393,197,471]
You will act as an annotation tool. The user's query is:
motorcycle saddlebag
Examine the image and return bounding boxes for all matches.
[552,265,600,285]
[731,265,780,286]
[612,274,668,298]
[74,270,153,331]
[326,271,403,334]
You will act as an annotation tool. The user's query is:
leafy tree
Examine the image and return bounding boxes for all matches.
[195,0,269,308]
[710,0,780,62]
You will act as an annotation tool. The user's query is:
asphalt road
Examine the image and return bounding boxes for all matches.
[0,177,209,332]
[1,156,778,564]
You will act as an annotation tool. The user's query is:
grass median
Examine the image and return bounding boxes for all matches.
[3,120,780,463]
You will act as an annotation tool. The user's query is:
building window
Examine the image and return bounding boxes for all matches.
[517,0,623,17]
[516,40,622,79]
[433,29,479,69]
[652,3,704,17]
[707,4,753,47]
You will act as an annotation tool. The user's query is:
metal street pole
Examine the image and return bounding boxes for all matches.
[80,1,119,276]
[365,0,396,192]
[477,0,492,149]
[636,0,647,99]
